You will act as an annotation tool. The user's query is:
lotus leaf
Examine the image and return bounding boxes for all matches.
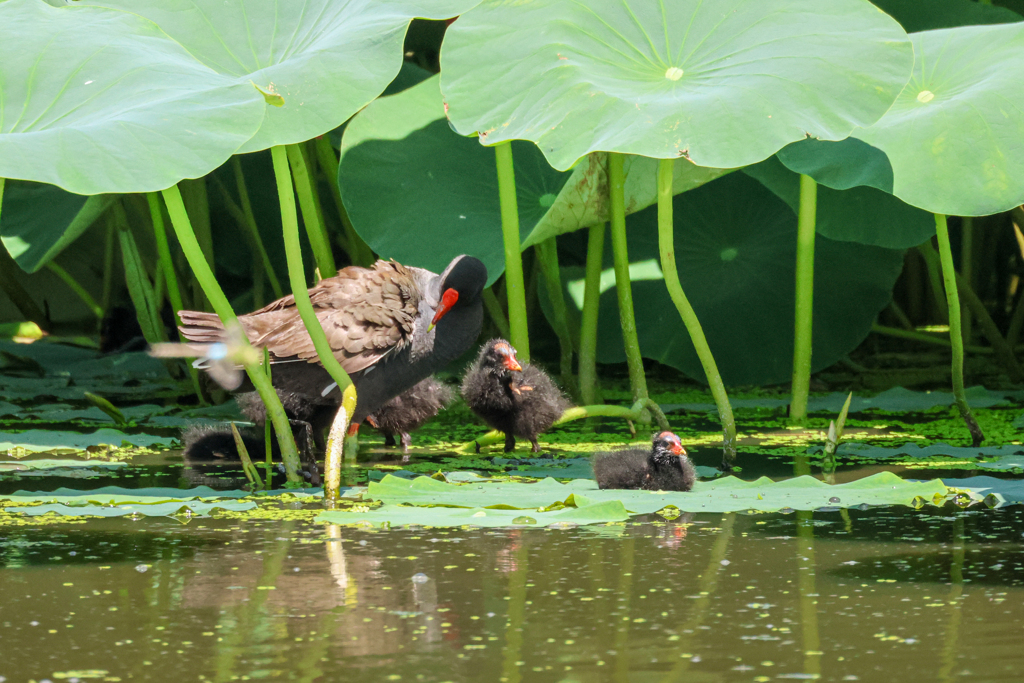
[0,429,176,453]
[317,500,630,529]
[837,442,1024,461]
[0,0,264,194]
[854,23,1024,215]
[0,485,250,504]
[6,501,255,518]
[872,0,1021,33]
[0,459,127,472]
[442,0,912,169]
[82,0,480,153]
[943,476,1024,506]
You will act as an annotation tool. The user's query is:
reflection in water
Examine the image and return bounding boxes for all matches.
[0,508,1023,682]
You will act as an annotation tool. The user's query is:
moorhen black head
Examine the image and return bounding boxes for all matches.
[461,339,570,453]
[365,376,455,456]
[593,431,696,491]
[177,255,486,436]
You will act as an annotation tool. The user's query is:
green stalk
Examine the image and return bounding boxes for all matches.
[578,222,606,406]
[458,398,668,453]
[871,323,993,355]
[921,242,949,324]
[101,215,116,317]
[272,145,357,493]
[264,347,273,490]
[45,262,102,319]
[535,238,578,399]
[315,135,374,267]
[933,213,984,446]
[113,201,166,345]
[286,144,337,279]
[608,153,649,417]
[790,173,817,424]
[323,384,358,502]
[147,193,204,403]
[960,216,973,345]
[231,422,265,491]
[919,242,1023,381]
[494,141,530,362]
[482,286,511,340]
[229,159,285,298]
[161,184,303,483]
[657,159,737,468]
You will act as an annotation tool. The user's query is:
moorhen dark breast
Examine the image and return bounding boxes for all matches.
[461,339,570,453]
[592,431,696,491]
[178,255,487,450]
[366,376,455,455]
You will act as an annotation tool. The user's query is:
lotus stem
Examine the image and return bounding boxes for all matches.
[871,323,993,355]
[113,201,166,345]
[536,237,578,399]
[482,286,511,340]
[316,135,374,266]
[790,174,817,424]
[921,240,949,324]
[232,422,265,491]
[657,159,737,468]
[286,144,337,279]
[161,184,304,483]
[229,158,284,299]
[932,213,984,446]
[45,262,102,319]
[961,216,973,346]
[148,193,204,403]
[494,141,530,362]
[323,383,358,503]
[608,153,649,419]
[457,398,668,453]
[101,215,116,318]
[579,222,606,406]
[263,347,273,490]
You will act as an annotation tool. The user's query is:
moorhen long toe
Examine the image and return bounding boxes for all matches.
[366,376,455,455]
[176,256,486,468]
[461,339,570,453]
[593,431,696,491]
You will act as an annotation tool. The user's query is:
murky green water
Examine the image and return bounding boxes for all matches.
[2,500,1022,682]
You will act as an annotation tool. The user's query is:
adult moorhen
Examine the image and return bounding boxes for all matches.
[178,255,487,450]
[366,376,455,456]
[461,338,570,453]
[592,431,696,491]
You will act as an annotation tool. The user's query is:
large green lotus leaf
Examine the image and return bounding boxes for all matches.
[339,76,571,285]
[0,429,176,453]
[558,173,905,385]
[318,500,629,528]
[0,0,264,194]
[854,23,1024,215]
[872,0,1021,32]
[441,0,913,170]
[776,138,894,193]
[0,459,127,472]
[0,485,248,504]
[0,182,115,273]
[744,156,933,249]
[351,472,948,525]
[83,0,479,153]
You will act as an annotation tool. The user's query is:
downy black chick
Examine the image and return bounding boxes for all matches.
[365,376,455,456]
[461,339,570,453]
[592,431,696,491]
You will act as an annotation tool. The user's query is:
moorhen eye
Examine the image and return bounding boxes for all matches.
[461,338,571,453]
[592,431,696,491]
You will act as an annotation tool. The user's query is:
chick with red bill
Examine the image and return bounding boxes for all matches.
[593,431,696,491]
[461,338,571,453]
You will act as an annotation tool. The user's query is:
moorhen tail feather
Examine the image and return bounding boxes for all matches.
[461,339,571,452]
[367,377,455,453]
[593,431,696,491]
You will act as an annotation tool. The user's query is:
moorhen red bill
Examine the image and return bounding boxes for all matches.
[178,255,487,452]
[593,431,696,491]
[461,338,570,453]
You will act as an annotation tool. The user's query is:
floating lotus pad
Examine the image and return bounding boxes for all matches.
[0,459,127,472]
[82,0,479,153]
[944,476,1024,506]
[7,501,256,518]
[0,429,176,454]
[441,0,912,169]
[0,0,264,194]
[838,443,1024,466]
